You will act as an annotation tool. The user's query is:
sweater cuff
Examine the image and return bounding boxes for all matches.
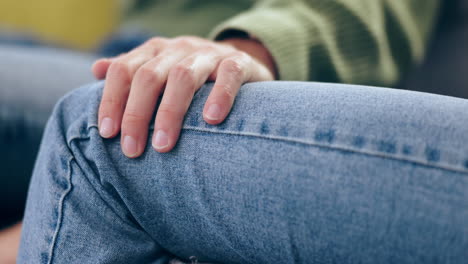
[209,9,312,81]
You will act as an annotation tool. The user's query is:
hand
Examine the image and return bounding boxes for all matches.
[92,36,276,157]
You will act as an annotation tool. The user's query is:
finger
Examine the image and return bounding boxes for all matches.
[152,50,222,152]
[92,58,113,80]
[92,52,129,80]
[202,52,252,125]
[120,49,193,158]
[98,38,166,139]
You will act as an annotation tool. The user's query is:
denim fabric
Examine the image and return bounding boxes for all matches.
[0,44,96,228]
[0,32,148,228]
[18,81,468,263]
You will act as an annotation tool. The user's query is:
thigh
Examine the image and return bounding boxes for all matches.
[0,44,96,228]
[19,81,468,263]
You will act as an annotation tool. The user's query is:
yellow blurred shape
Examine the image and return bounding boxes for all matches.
[0,0,119,50]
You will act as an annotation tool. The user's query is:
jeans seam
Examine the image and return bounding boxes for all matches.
[181,126,468,175]
[47,156,74,264]
[65,131,254,264]
[82,124,468,175]
[65,135,149,229]
[64,134,177,257]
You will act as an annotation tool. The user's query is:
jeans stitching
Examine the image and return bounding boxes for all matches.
[181,126,468,175]
[180,115,467,171]
[83,124,468,175]
[47,156,74,264]
[65,131,255,264]
[65,135,152,230]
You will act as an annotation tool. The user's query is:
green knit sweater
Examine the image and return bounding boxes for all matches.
[122,0,440,86]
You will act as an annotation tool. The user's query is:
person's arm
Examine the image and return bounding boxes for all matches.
[210,0,440,86]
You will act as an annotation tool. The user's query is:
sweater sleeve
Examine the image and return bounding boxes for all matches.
[209,0,440,86]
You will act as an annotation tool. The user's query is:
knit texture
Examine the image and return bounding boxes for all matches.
[123,0,440,86]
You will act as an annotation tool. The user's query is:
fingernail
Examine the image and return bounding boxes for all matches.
[100,117,114,138]
[123,135,138,157]
[152,130,169,150]
[205,104,222,120]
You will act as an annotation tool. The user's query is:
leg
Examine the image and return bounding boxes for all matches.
[19,81,468,263]
[0,44,96,228]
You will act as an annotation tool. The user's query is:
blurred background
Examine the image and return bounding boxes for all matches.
[0,0,119,50]
[0,0,124,231]
[402,0,468,99]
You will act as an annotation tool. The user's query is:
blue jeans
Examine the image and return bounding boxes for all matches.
[18,81,468,263]
[0,31,148,228]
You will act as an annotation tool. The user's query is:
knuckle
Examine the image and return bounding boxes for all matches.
[221,58,244,77]
[157,103,185,121]
[100,96,124,110]
[173,36,194,48]
[200,42,219,52]
[173,36,206,48]
[233,51,253,64]
[109,61,129,75]
[123,110,148,126]
[144,37,167,54]
[217,83,236,99]
[197,45,221,57]
[108,61,132,83]
[170,64,196,83]
[147,37,166,46]
[135,67,162,87]
[231,50,246,57]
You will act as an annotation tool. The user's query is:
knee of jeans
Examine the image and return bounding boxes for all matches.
[181,81,285,129]
[50,81,103,140]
